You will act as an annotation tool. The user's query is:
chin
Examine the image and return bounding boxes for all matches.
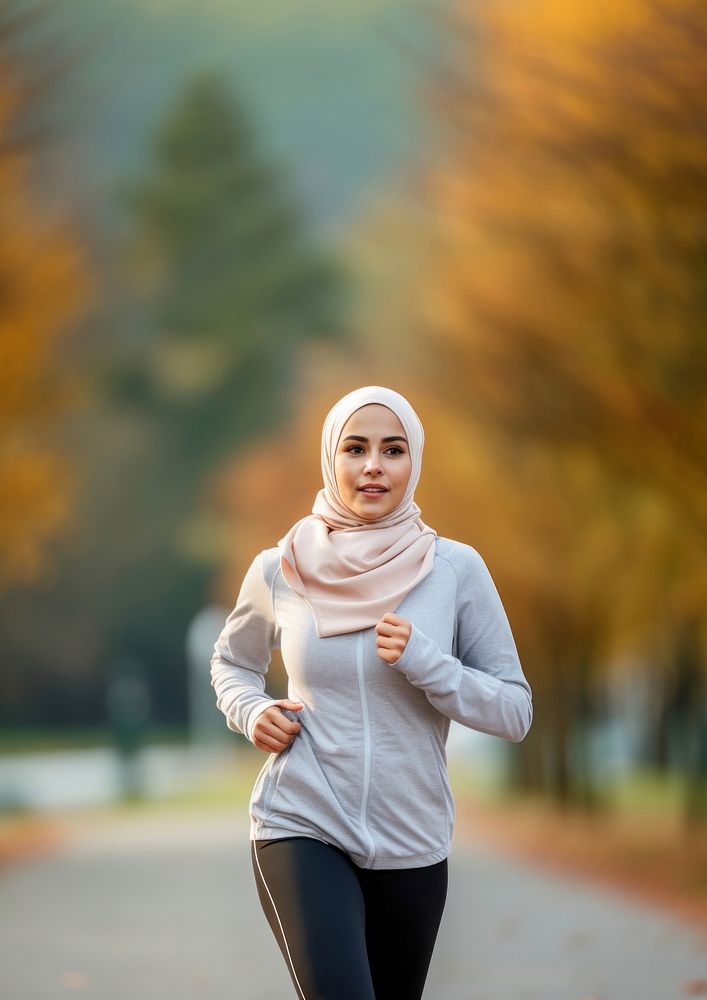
[359,506,393,520]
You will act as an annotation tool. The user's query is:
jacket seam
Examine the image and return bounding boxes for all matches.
[433,550,461,659]
[262,549,282,648]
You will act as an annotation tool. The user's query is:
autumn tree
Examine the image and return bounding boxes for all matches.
[0,1,90,594]
[406,0,707,819]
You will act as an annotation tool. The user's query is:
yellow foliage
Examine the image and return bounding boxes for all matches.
[413,0,707,666]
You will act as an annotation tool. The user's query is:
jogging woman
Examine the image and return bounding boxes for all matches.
[210,384,533,1000]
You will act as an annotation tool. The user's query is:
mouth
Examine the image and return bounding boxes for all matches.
[358,486,388,497]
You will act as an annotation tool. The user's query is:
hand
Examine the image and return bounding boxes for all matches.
[375,612,412,665]
[252,699,303,753]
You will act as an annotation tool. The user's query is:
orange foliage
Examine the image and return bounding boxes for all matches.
[421,0,707,542]
[407,0,707,661]
[0,63,91,591]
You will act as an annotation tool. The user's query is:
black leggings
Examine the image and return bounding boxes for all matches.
[251,836,448,1000]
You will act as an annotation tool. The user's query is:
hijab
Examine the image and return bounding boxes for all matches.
[276,385,438,637]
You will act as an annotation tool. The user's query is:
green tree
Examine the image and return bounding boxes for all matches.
[115,68,346,480]
[92,69,348,724]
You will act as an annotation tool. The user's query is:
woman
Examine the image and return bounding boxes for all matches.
[210,385,533,1000]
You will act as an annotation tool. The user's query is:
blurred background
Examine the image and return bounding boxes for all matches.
[1,0,706,997]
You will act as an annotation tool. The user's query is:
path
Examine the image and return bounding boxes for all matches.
[1,807,705,999]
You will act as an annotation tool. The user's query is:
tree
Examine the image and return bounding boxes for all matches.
[0,0,91,593]
[114,69,347,481]
[397,0,707,817]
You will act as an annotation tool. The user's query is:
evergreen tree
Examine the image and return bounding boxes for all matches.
[116,68,347,482]
[90,69,348,725]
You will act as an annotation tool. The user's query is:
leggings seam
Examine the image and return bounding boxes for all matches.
[251,840,309,1000]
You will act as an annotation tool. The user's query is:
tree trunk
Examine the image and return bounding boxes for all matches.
[672,615,707,830]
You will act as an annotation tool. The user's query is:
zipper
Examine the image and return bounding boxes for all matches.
[356,630,376,867]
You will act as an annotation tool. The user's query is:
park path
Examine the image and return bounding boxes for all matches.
[1,806,705,1000]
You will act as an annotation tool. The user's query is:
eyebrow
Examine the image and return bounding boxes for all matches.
[341,435,408,445]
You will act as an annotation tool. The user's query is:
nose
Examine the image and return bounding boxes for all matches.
[363,452,383,473]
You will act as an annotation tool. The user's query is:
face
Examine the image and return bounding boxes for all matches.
[334,404,412,520]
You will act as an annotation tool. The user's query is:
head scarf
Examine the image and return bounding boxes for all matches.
[277,385,437,637]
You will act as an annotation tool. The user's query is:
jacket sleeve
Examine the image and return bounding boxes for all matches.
[388,546,533,742]
[209,550,281,743]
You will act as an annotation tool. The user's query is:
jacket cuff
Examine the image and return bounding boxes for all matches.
[388,623,459,694]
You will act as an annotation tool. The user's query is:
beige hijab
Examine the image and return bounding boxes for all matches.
[277,385,437,637]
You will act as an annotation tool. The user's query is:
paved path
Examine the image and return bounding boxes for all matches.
[1,807,705,999]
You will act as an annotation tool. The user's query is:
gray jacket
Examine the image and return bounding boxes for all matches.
[210,536,533,869]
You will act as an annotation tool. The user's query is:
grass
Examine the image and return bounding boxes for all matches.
[0,725,190,755]
[449,759,694,824]
[608,767,690,818]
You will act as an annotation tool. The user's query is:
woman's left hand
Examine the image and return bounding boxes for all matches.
[375,612,412,664]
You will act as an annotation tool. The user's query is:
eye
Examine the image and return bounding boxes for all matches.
[345,445,405,456]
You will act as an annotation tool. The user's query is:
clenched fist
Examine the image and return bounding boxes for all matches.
[375,612,412,665]
[252,699,303,753]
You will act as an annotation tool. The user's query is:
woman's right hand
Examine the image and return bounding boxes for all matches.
[252,699,304,753]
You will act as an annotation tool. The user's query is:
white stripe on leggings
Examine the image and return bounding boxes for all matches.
[251,840,309,1000]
